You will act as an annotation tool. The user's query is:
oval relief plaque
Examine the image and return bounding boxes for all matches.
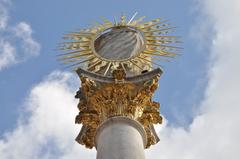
[93,26,145,61]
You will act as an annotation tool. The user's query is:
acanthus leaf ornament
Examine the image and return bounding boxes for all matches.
[75,68,162,148]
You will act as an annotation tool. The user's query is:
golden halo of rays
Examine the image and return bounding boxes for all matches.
[58,13,181,75]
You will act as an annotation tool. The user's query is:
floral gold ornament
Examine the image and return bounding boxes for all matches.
[75,68,163,148]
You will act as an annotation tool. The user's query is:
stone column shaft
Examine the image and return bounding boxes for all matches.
[95,116,147,159]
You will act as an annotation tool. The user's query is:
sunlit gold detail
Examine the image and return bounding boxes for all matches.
[137,56,162,67]
[130,60,144,70]
[88,60,102,70]
[59,15,180,73]
[75,70,162,148]
[104,62,112,76]
[58,53,93,61]
[65,56,95,69]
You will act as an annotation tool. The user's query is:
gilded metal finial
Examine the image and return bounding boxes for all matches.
[58,14,180,75]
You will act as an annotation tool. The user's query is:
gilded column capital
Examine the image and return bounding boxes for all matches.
[75,69,163,149]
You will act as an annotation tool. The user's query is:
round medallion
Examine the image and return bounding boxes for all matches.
[93,26,145,61]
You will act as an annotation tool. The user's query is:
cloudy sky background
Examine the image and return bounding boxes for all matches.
[0,0,239,158]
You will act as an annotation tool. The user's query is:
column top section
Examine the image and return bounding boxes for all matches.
[95,116,148,149]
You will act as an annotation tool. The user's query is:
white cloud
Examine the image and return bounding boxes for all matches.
[0,0,40,71]
[0,40,16,70]
[0,0,240,158]
[0,0,9,29]
[13,22,40,57]
[146,0,240,158]
[0,71,95,158]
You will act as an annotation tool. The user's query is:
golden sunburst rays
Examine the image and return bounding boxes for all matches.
[58,13,181,75]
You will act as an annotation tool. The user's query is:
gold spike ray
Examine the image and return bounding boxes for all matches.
[104,62,112,76]
[64,56,96,69]
[120,15,127,25]
[129,60,144,70]
[141,20,169,29]
[143,27,176,33]
[58,53,93,61]
[146,43,182,49]
[142,51,176,58]
[58,49,91,56]
[59,15,180,72]
[130,16,146,26]
[137,56,163,68]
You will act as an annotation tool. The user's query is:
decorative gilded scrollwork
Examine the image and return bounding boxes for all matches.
[75,69,162,149]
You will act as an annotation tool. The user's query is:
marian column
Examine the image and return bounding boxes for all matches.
[58,14,179,159]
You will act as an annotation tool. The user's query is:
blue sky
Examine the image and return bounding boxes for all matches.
[0,0,239,158]
[0,0,206,131]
